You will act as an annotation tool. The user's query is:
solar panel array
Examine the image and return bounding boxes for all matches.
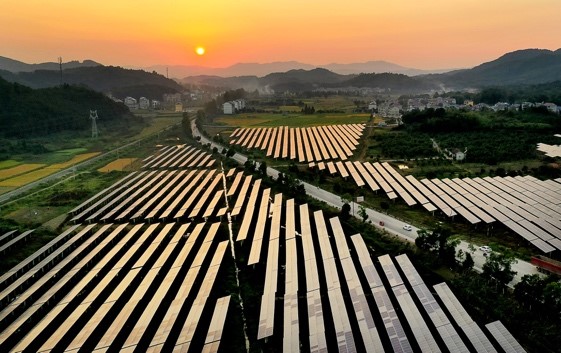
[1,141,528,352]
[229,124,365,162]
[142,144,216,170]
[331,160,561,253]
[537,139,561,158]
[232,192,522,352]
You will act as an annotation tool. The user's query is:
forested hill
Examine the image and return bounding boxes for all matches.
[0,77,134,138]
[0,65,183,100]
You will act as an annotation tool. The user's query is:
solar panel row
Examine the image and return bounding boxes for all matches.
[230,124,365,162]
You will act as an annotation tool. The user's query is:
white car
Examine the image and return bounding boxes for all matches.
[403,224,412,231]
[479,245,492,253]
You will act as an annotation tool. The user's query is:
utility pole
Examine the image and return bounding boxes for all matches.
[58,57,63,86]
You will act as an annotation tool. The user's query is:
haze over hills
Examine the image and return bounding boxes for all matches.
[145,60,451,78]
[1,48,561,95]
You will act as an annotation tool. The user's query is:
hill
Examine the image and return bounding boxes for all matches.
[0,56,101,73]
[0,65,183,100]
[437,48,561,88]
[0,77,134,138]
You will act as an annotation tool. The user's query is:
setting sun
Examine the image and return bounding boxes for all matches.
[195,47,205,56]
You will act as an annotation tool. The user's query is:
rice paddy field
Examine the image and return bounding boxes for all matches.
[0,164,46,181]
[98,158,139,172]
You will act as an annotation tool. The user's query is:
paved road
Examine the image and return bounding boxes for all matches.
[192,119,540,285]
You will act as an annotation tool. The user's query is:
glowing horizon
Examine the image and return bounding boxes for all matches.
[1,0,560,70]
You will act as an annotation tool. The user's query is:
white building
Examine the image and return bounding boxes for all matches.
[223,99,246,114]
[124,97,137,110]
[139,97,150,110]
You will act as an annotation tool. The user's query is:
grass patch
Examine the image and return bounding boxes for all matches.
[47,152,101,169]
[0,160,22,170]
[137,115,183,138]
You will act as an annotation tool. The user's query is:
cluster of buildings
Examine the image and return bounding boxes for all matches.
[223,99,246,114]
[369,98,560,119]
[122,97,161,110]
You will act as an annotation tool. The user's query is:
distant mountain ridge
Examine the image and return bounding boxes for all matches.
[0,56,101,73]
[0,65,183,100]
[437,48,561,88]
[146,60,450,78]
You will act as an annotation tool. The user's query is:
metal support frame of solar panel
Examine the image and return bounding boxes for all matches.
[143,146,176,169]
[354,161,380,192]
[305,127,323,162]
[313,210,357,351]
[0,224,80,286]
[130,170,191,220]
[253,128,267,150]
[100,170,169,221]
[149,241,227,352]
[345,161,365,187]
[282,199,300,353]
[257,194,282,340]
[300,204,320,292]
[0,224,96,308]
[57,224,162,351]
[164,169,216,220]
[188,173,225,219]
[58,224,186,352]
[433,283,497,353]
[334,125,358,150]
[266,127,277,157]
[151,169,206,220]
[236,180,262,242]
[376,163,416,206]
[87,224,186,347]
[70,171,148,222]
[259,128,271,150]
[201,295,231,353]
[85,171,160,223]
[333,125,356,157]
[173,169,218,219]
[0,224,116,338]
[159,146,191,169]
[169,146,196,168]
[247,188,272,265]
[116,171,179,221]
[485,320,527,353]
[299,127,313,162]
[119,225,223,351]
[178,149,203,168]
[334,161,349,179]
[295,127,305,162]
[0,229,34,255]
[318,126,339,160]
[441,181,494,223]
[1,223,132,351]
[333,232,385,352]
[230,175,254,217]
[326,125,353,156]
[68,172,139,215]
[395,254,470,353]
[311,126,331,161]
[363,162,392,195]
[273,127,283,159]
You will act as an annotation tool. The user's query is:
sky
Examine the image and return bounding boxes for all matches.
[1,0,560,70]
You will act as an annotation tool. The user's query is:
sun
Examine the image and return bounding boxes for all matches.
[195,47,205,56]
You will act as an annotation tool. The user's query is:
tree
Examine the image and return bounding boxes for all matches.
[226,148,236,157]
[358,205,368,223]
[340,203,351,221]
[461,252,474,272]
[482,252,517,289]
[258,161,267,176]
[380,201,390,212]
[414,226,458,266]
[543,281,561,316]
[514,274,545,309]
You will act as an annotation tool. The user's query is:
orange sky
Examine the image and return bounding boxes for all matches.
[1,0,560,70]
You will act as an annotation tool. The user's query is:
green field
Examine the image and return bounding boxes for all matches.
[215,112,370,128]
[0,160,22,170]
